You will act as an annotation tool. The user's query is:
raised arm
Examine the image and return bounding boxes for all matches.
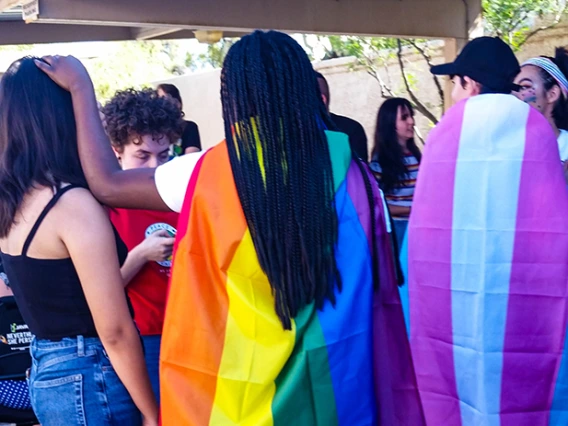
[59,188,158,425]
[35,56,169,211]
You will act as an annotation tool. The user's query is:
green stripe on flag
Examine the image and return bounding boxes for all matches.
[272,304,339,426]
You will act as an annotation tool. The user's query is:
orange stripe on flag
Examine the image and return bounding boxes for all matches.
[160,143,248,425]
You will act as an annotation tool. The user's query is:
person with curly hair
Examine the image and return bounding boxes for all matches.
[36,31,424,425]
[103,88,183,169]
[102,88,181,405]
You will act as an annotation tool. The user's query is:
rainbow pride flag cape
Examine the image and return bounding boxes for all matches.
[160,131,424,425]
[406,94,568,426]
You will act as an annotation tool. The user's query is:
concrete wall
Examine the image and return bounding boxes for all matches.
[155,21,568,153]
[154,48,445,152]
[315,49,445,150]
[516,20,568,63]
[155,69,224,150]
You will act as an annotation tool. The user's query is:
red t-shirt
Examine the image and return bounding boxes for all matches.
[110,208,179,336]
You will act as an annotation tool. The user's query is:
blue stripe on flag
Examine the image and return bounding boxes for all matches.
[399,232,410,336]
[550,324,568,425]
[450,96,529,426]
[318,183,377,426]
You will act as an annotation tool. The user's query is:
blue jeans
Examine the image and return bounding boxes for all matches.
[141,335,161,405]
[29,336,141,426]
[393,219,409,252]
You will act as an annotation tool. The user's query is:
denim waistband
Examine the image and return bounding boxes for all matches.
[32,335,104,356]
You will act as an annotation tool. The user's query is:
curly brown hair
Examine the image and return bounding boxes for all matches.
[103,88,183,152]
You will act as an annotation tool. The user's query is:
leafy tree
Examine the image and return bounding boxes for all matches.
[317,36,443,126]
[197,38,236,69]
[85,40,188,101]
[0,38,236,101]
[483,0,567,50]
[315,0,568,128]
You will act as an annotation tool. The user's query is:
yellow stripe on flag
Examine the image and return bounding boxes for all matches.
[209,230,296,426]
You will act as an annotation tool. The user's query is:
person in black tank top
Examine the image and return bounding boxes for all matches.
[0,58,158,426]
[2,185,131,340]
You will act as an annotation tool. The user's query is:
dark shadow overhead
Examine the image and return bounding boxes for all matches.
[0,0,481,45]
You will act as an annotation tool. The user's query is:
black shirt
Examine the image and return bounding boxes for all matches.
[1,186,129,341]
[330,113,368,162]
[181,120,202,152]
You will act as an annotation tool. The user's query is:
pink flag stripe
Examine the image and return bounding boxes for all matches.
[408,99,466,426]
[500,107,568,426]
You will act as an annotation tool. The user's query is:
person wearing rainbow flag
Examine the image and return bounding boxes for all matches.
[35,30,424,425]
[403,36,568,425]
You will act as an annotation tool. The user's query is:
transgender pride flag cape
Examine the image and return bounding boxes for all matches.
[406,94,568,426]
[160,131,425,425]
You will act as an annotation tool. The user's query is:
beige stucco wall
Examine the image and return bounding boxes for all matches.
[155,22,568,153]
[155,69,224,150]
[517,20,568,63]
[315,49,445,151]
[154,50,445,152]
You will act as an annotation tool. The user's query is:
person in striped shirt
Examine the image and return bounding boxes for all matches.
[369,98,421,247]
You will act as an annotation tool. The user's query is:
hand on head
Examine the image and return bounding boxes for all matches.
[34,55,92,93]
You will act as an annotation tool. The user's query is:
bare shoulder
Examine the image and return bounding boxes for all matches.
[52,186,108,224]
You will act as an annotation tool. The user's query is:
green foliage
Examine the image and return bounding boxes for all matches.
[0,44,34,53]
[318,36,442,125]
[325,35,398,61]
[406,72,419,91]
[0,37,237,102]
[308,0,567,126]
[84,40,185,101]
[482,0,567,50]
[198,39,236,69]
[83,38,236,101]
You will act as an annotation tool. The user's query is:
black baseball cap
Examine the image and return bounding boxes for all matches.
[431,37,520,92]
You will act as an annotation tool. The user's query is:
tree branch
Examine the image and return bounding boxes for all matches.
[365,66,395,99]
[521,4,568,47]
[302,34,316,59]
[506,10,529,38]
[405,39,444,107]
[396,39,439,125]
[359,49,396,99]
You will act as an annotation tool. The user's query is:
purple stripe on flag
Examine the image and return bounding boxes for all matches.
[408,100,466,426]
[500,108,568,425]
[346,162,425,426]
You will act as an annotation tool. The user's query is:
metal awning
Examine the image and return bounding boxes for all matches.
[0,0,480,45]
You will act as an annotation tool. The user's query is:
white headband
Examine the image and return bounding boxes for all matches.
[522,57,568,98]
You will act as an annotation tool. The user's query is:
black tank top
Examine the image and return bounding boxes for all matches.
[0,185,129,341]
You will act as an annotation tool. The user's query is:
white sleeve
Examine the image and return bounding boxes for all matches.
[155,151,206,213]
[558,130,568,162]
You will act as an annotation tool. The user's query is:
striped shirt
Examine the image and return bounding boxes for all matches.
[369,154,419,218]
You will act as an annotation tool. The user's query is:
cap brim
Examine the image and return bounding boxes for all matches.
[431,62,458,76]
